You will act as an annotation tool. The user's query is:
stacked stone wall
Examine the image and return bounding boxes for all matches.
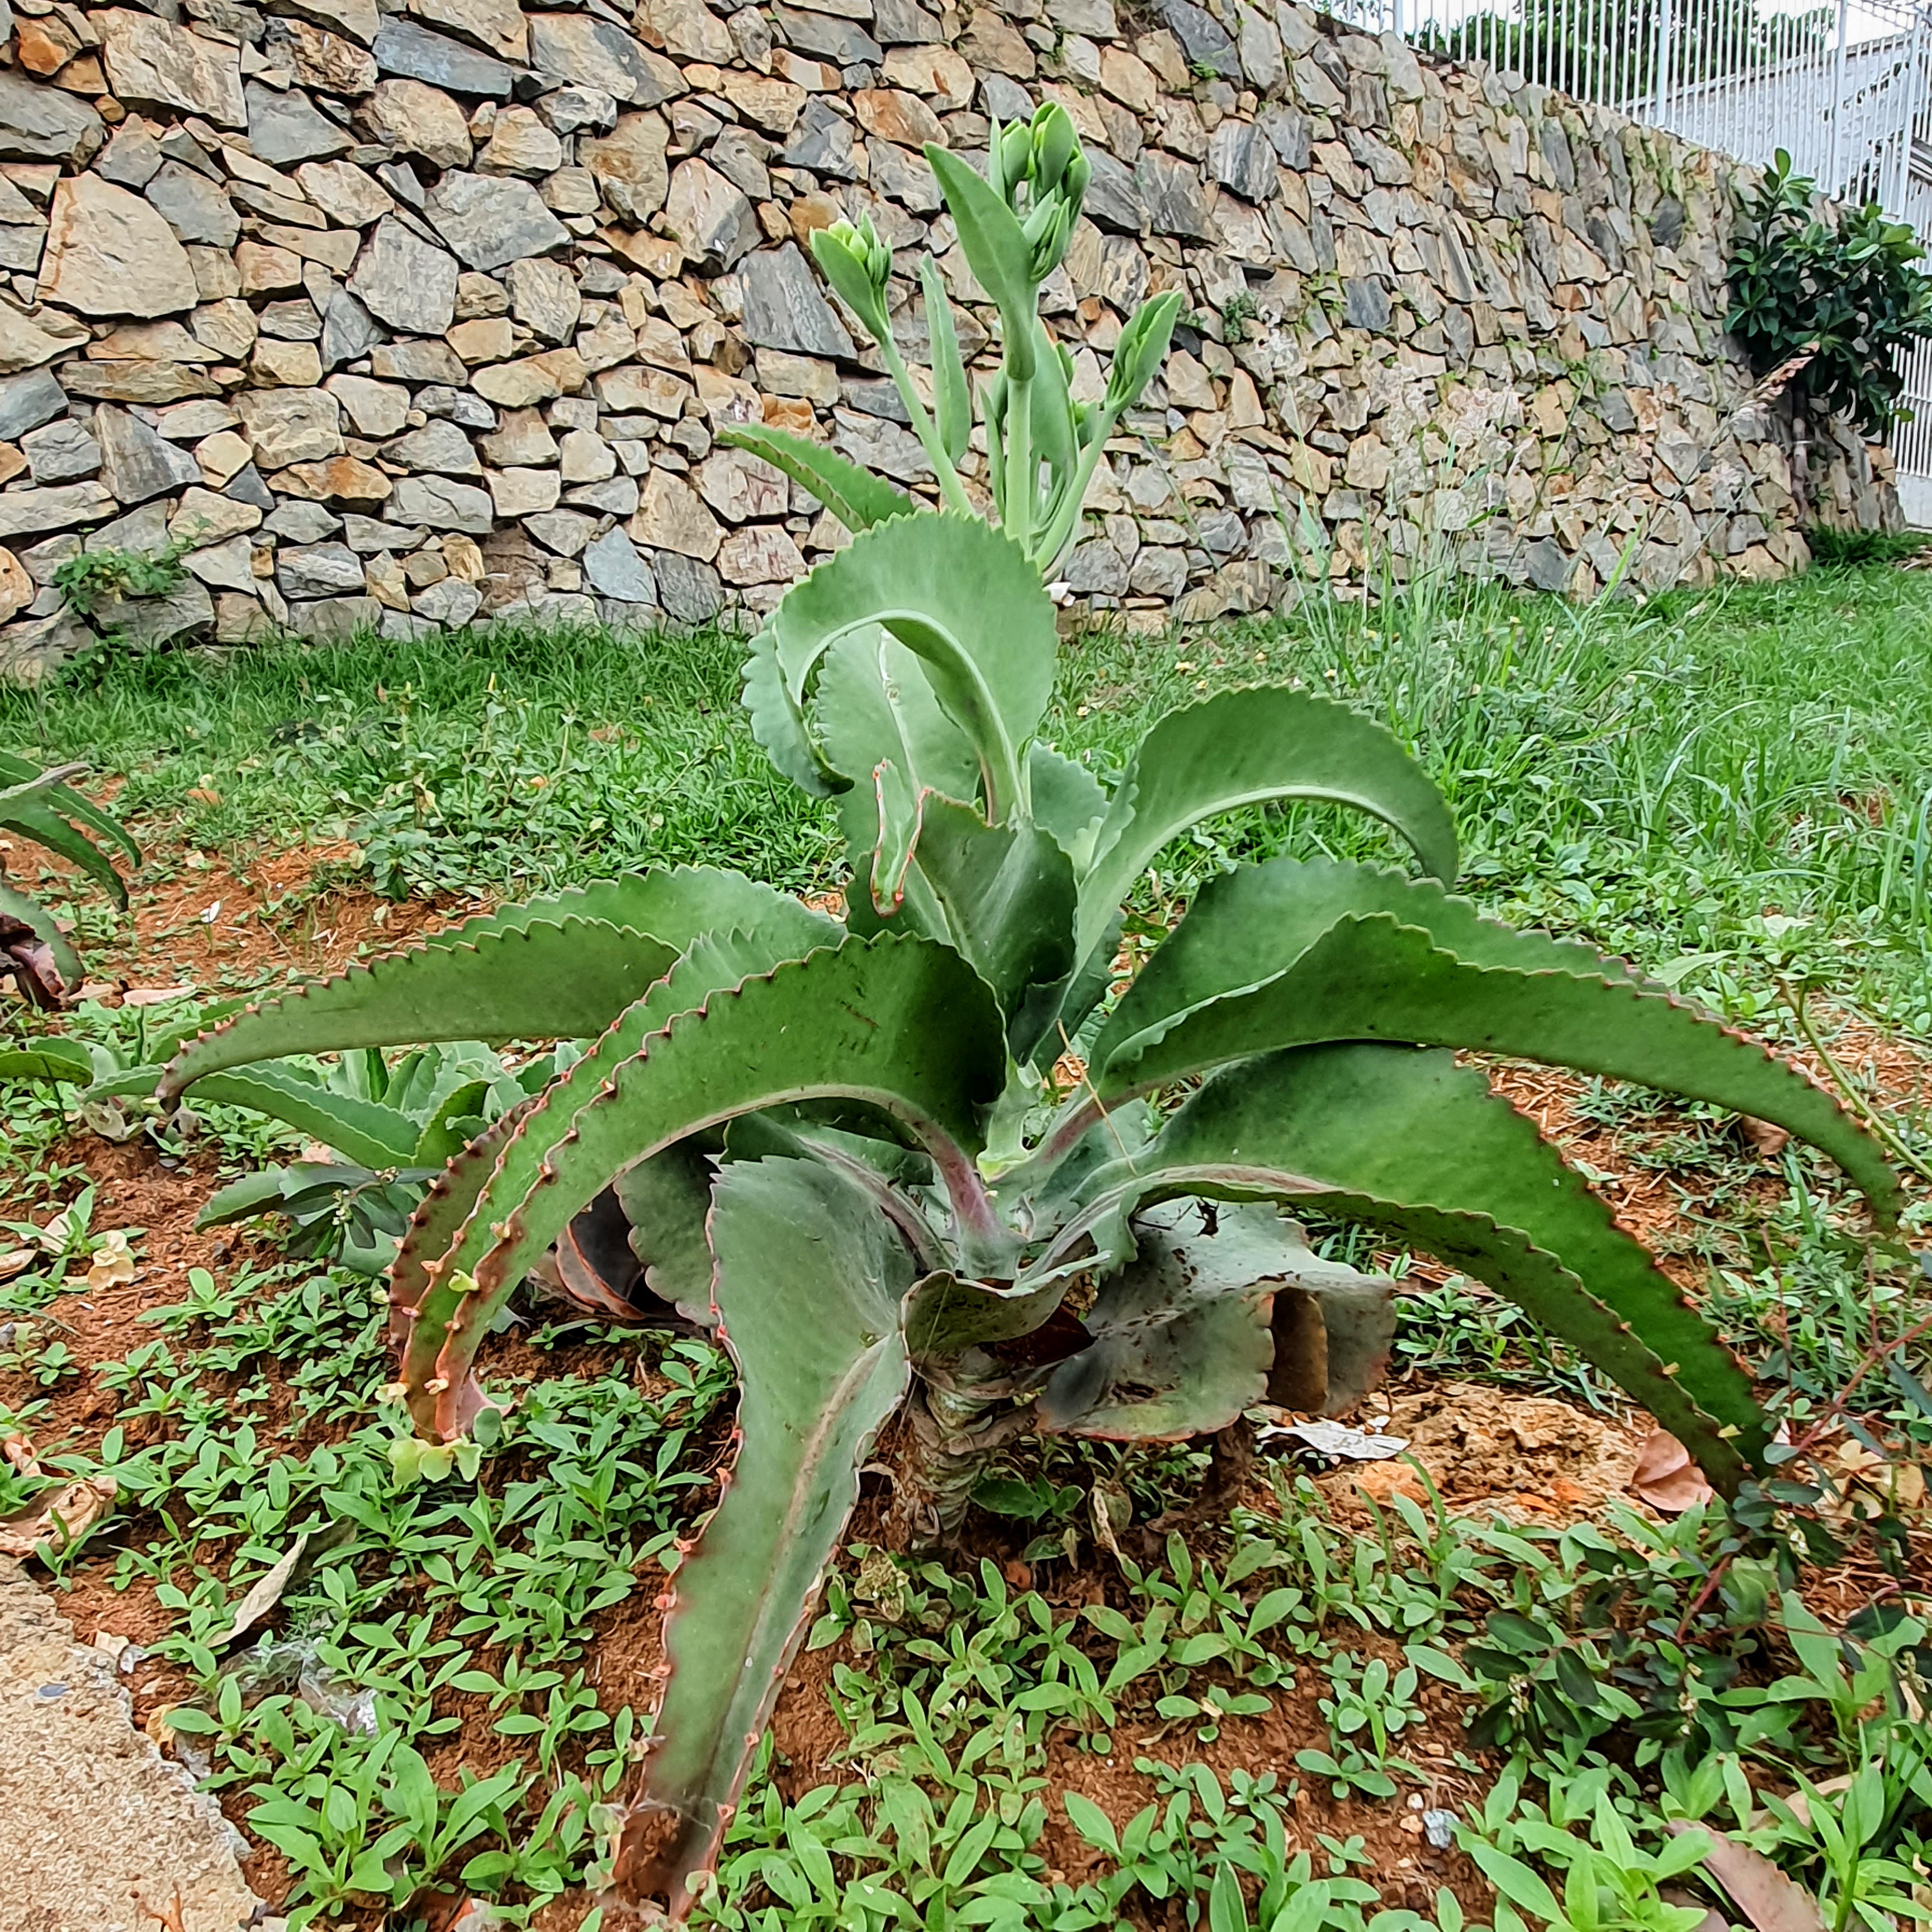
[0,0,1897,669]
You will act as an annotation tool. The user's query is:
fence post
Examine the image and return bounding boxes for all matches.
[1827,0,1852,188]
[1652,0,1674,125]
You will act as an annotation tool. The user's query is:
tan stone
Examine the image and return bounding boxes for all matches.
[276,17,377,94]
[94,11,245,127]
[595,364,690,417]
[717,522,805,585]
[189,298,257,359]
[471,346,587,407]
[362,79,472,169]
[0,305,70,375]
[770,50,840,91]
[447,315,514,363]
[761,393,815,435]
[1098,45,1158,113]
[718,73,807,134]
[234,240,304,296]
[481,106,564,177]
[486,466,562,515]
[17,18,83,79]
[324,373,409,436]
[235,386,342,467]
[38,174,198,316]
[629,468,721,560]
[167,485,262,546]
[193,429,252,486]
[881,45,975,110]
[697,447,786,520]
[960,9,1035,76]
[294,159,395,228]
[250,337,323,387]
[416,0,528,60]
[275,454,393,504]
[853,88,943,148]
[641,0,732,63]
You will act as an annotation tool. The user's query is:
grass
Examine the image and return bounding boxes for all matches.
[5,562,1932,1929]
[8,564,1932,1031]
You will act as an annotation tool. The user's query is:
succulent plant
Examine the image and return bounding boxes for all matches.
[154,107,1897,1922]
[0,752,140,1007]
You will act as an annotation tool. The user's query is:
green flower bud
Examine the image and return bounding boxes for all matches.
[998,120,1034,209]
[1030,102,1077,199]
[1105,288,1183,414]
[1064,149,1092,214]
[811,216,891,342]
[1023,195,1074,280]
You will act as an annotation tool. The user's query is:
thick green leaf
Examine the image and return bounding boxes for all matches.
[924,146,1038,379]
[770,514,1055,824]
[1092,909,1898,1223]
[408,936,1006,1438]
[901,1267,1066,1361]
[1027,745,1110,870]
[160,920,675,1093]
[1076,686,1459,956]
[196,1167,298,1229]
[1,797,131,907]
[1029,321,1076,473]
[1070,1043,1763,1489]
[164,874,837,1095]
[1096,856,1627,1079]
[0,751,140,867]
[189,1064,422,1169]
[743,622,845,799]
[0,1038,94,1082]
[612,1139,717,1323]
[1038,1201,1291,1439]
[717,423,912,533]
[617,1156,913,1919]
[920,257,971,464]
[903,793,1076,1041]
[412,1079,493,1166]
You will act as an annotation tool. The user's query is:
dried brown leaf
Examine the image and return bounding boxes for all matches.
[1631,1427,1716,1513]
[1670,1821,1825,1932]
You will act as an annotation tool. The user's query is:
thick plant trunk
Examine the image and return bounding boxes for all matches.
[897,1370,1033,1542]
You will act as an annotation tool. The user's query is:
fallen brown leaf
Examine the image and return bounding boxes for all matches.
[1670,1821,1825,1932]
[0,1473,116,1559]
[84,1228,137,1291]
[1630,1427,1716,1513]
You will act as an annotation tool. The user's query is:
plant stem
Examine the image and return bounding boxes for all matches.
[876,333,976,519]
[1004,370,1033,557]
[1035,409,1121,569]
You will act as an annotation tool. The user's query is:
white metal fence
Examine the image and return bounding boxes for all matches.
[1318,0,1932,520]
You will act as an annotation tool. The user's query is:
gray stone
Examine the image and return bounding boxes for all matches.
[246,84,353,165]
[416,0,527,61]
[1135,152,1213,241]
[0,71,103,165]
[85,571,215,644]
[712,128,773,203]
[414,576,482,626]
[1258,106,1310,170]
[391,474,495,531]
[180,532,258,591]
[527,12,665,103]
[424,173,569,273]
[85,499,175,558]
[94,405,201,504]
[1238,8,1285,92]
[0,371,70,442]
[538,84,620,133]
[1084,149,1148,234]
[504,256,581,345]
[320,289,382,371]
[262,499,343,541]
[740,242,855,358]
[1062,538,1128,595]
[225,464,277,512]
[383,419,482,475]
[579,112,670,224]
[277,542,365,598]
[348,216,458,335]
[415,383,496,425]
[1342,277,1390,330]
[834,408,927,482]
[1157,0,1238,77]
[872,0,940,42]
[372,18,515,94]
[771,4,881,64]
[1047,0,1115,34]
[654,548,722,624]
[144,160,239,248]
[665,158,760,271]
[582,525,656,602]
[364,80,472,167]
[782,97,859,178]
[97,119,163,189]
[566,473,638,515]
[1523,537,1573,593]
[870,139,940,211]
[0,481,116,541]
[981,73,1032,122]
[21,419,100,485]
[1208,120,1276,201]
[1650,198,1685,249]
[288,594,379,641]
[527,508,597,553]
